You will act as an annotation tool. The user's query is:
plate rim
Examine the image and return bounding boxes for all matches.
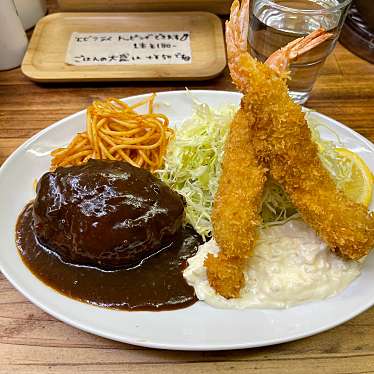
[0,89,373,351]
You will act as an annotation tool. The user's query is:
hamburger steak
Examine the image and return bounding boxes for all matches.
[33,160,185,269]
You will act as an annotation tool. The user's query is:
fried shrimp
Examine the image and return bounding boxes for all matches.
[205,0,373,298]
[233,0,373,260]
[204,0,333,299]
[204,109,266,298]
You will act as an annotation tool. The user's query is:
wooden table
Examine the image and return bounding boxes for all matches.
[1,9,374,374]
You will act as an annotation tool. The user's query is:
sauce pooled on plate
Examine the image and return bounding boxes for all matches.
[16,160,202,311]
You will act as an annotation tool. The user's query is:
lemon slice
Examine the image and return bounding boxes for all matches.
[335,148,373,207]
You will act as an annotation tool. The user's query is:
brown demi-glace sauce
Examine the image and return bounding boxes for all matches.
[16,202,202,311]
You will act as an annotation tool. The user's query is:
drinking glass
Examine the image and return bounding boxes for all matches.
[248,0,352,104]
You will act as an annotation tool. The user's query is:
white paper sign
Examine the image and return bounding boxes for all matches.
[65,32,192,65]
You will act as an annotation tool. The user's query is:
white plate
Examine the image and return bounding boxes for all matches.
[0,90,373,351]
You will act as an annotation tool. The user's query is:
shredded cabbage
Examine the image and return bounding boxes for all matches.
[306,111,354,190]
[158,104,353,237]
[157,103,236,238]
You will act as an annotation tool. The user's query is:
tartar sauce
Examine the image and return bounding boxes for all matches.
[183,219,361,309]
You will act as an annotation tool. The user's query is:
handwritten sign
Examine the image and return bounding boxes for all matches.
[65,32,192,65]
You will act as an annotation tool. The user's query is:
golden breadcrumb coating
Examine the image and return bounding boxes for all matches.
[204,109,266,298]
[238,56,374,260]
[205,0,373,299]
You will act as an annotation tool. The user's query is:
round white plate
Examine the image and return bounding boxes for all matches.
[0,90,373,351]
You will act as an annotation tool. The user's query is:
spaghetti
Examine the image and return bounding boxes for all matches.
[51,94,174,172]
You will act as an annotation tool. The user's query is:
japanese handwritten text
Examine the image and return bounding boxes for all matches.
[65,32,192,66]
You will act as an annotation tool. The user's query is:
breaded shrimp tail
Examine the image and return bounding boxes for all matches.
[205,109,266,298]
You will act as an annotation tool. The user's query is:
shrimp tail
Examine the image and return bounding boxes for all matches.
[226,0,333,89]
[265,28,333,76]
[225,0,258,93]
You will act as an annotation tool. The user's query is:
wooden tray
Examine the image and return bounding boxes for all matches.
[57,0,232,15]
[21,12,226,82]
